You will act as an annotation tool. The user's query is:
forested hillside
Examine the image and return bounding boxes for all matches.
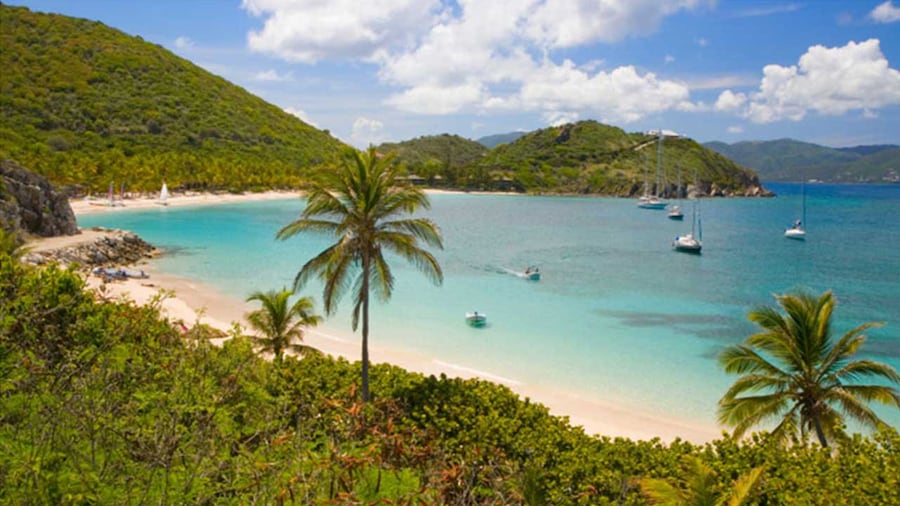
[705,139,900,183]
[0,5,346,193]
[473,121,767,195]
[376,134,488,186]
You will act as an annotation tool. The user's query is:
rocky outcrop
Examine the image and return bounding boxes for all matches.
[23,228,156,268]
[1,159,79,237]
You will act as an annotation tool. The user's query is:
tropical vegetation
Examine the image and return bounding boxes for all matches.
[718,290,900,447]
[640,456,765,506]
[2,255,900,504]
[377,133,488,186]
[277,146,444,402]
[245,288,322,361]
[0,4,345,193]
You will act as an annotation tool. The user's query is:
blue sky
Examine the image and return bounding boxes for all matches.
[9,0,900,148]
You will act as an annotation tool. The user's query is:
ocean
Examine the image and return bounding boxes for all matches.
[78,183,900,433]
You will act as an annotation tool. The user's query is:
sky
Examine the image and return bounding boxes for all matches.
[8,0,900,148]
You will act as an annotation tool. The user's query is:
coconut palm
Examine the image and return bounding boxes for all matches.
[277,146,443,402]
[245,288,322,362]
[640,456,764,506]
[718,290,900,447]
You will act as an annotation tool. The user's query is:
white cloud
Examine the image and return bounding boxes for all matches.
[351,117,386,147]
[174,36,194,49]
[715,90,747,111]
[665,54,675,64]
[720,39,900,123]
[696,37,709,47]
[544,110,580,126]
[242,0,443,62]
[254,69,293,81]
[243,0,709,125]
[726,125,744,134]
[869,1,900,23]
[284,107,317,127]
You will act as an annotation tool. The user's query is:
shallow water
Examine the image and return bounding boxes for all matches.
[79,183,900,431]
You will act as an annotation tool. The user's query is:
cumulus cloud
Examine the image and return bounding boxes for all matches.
[174,36,194,49]
[284,107,317,127]
[719,39,900,123]
[726,125,744,134]
[242,0,443,62]
[351,117,386,147]
[869,1,900,23]
[243,0,709,125]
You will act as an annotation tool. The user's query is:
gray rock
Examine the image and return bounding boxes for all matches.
[1,159,79,237]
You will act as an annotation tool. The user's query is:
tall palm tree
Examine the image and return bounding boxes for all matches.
[640,457,764,506]
[277,146,443,401]
[245,288,322,362]
[718,290,900,447]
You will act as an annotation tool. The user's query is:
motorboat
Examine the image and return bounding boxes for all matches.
[524,265,541,281]
[465,311,487,327]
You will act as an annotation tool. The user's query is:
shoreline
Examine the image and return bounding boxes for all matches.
[38,190,722,443]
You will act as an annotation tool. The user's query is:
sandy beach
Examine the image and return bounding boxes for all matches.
[33,190,722,444]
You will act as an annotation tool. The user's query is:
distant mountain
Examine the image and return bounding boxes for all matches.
[474,121,767,196]
[0,5,346,192]
[704,139,900,183]
[476,131,527,148]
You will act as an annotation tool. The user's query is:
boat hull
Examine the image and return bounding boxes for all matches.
[638,201,668,209]
[784,228,806,240]
[673,235,702,254]
[465,312,487,327]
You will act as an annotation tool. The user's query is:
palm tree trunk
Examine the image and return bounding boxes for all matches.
[361,258,371,403]
[813,415,828,447]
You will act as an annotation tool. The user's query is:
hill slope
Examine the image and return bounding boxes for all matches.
[474,121,767,196]
[0,5,346,192]
[705,139,900,183]
[377,134,488,185]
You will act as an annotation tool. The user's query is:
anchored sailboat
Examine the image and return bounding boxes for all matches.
[158,181,169,206]
[638,130,668,209]
[667,163,685,220]
[784,181,806,240]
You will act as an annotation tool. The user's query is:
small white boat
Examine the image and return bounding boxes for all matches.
[524,265,541,281]
[466,311,487,327]
[158,181,169,206]
[784,181,806,240]
[667,204,684,220]
[638,196,668,210]
[673,197,702,254]
[784,223,806,240]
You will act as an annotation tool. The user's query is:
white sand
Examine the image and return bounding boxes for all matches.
[30,191,723,444]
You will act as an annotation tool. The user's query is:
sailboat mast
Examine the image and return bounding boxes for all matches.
[801,180,806,226]
[656,130,662,197]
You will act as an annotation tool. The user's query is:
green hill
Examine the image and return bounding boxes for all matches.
[473,121,767,196]
[0,5,346,193]
[376,133,488,185]
[704,139,900,183]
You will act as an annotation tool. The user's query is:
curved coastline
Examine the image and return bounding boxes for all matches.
[40,190,723,444]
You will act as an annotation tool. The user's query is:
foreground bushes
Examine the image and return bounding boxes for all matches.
[1,256,898,504]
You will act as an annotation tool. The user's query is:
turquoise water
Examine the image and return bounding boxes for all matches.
[79,183,900,432]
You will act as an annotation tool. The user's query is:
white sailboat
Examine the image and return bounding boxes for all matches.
[784,181,806,240]
[638,131,668,209]
[673,197,702,253]
[157,181,169,206]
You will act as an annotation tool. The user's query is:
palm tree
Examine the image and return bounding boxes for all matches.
[277,146,443,401]
[718,290,900,447]
[640,456,764,506]
[245,288,322,362]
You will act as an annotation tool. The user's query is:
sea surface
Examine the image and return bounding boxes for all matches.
[79,183,900,433]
